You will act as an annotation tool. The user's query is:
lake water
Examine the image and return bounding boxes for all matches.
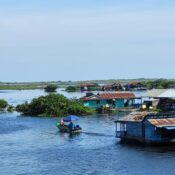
[0,89,87,105]
[0,90,175,175]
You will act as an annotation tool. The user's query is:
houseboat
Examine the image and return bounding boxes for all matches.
[115,112,175,145]
[142,89,175,111]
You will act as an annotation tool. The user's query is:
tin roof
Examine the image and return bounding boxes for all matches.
[78,83,97,87]
[143,89,175,98]
[99,92,135,100]
[142,89,167,97]
[81,95,99,101]
[158,89,175,98]
[148,118,175,127]
[102,83,121,88]
[118,112,152,122]
[81,92,135,101]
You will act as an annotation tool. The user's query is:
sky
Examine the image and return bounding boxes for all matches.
[0,0,175,82]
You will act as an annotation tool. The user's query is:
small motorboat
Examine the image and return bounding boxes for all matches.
[57,123,82,133]
[56,115,82,133]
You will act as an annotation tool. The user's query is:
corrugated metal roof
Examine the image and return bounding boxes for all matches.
[79,83,96,87]
[142,89,167,97]
[158,89,175,98]
[81,92,135,101]
[81,95,99,101]
[148,118,175,127]
[99,92,135,99]
[118,112,152,121]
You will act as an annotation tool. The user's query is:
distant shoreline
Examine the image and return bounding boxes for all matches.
[0,78,174,90]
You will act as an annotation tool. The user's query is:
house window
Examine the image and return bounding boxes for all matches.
[107,100,113,104]
[116,123,127,132]
[96,100,100,104]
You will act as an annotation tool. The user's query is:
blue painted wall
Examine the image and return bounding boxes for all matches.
[123,120,162,141]
[84,100,99,109]
[83,99,126,109]
[115,99,124,108]
[144,121,161,141]
[126,122,143,137]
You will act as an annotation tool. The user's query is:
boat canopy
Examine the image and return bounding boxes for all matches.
[63,115,79,122]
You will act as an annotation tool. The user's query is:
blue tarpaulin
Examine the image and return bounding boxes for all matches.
[63,115,79,122]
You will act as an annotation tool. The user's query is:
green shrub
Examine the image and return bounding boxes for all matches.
[87,86,101,91]
[65,86,78,92]
[0,99,8,109]
[44,84,58,92]
[7,105,14,112]
[16,94,93,117]
[16,102,30,114]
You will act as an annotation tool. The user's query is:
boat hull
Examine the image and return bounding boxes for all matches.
[57,124,82,134]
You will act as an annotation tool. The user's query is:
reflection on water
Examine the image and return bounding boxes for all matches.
[0,90,175,175]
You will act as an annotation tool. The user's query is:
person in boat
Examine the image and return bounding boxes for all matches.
[68,122,74,130]
[75,124,81,129]
[60,119,64,126]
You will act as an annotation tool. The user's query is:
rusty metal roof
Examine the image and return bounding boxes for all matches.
[118,112,151,122]
[99,92,135,99]
[80,95,99,101]
[148,118,175,127]
[78,83,97,87]
[81,92,135,101]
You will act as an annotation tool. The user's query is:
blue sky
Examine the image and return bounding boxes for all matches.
[0,0,175,82]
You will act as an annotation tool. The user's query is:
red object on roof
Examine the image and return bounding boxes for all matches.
[81,92,135,101]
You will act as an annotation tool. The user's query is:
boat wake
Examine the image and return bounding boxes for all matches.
[82,132,113,137]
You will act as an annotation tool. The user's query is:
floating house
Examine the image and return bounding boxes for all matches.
[142,89,175,111]
[81,92,140,110]
[169,85,175,89]
[124,82,146,91]
[78,83,99,91]
[101,83,123,91]
[115,112,175,145]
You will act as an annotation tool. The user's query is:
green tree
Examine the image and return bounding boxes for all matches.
[143,79,175,89]
[65,86,78,92]
[44,84,58,92]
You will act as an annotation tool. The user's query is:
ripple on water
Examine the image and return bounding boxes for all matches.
[1,112,175,175]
